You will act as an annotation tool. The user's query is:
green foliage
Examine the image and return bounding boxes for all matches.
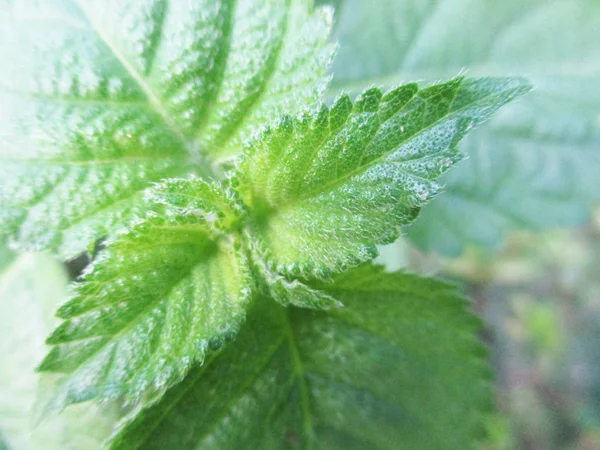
[0,1,536,448]
[328,0,600,254]
[239,77,530,277]
[38,78,527,412]
[39,178,253,408]
[0,0,334,259]
[111,267,490,450]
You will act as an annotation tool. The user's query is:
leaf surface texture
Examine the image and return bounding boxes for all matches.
[0,0,334,258]
[36,77,527,408]
[239,77,530,276]
[38,179,252,407]
[112,266,491,450]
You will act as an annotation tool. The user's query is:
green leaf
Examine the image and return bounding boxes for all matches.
[111,266,491,450]
[0,239,15,273]
[0,433,8,450]
[329,0,600,255]
[0,253,116,449]
[238,77,530,277]
[0,0,334,258]
[36,74,526,409]
[38,178,252,408]
[409,92,600,254]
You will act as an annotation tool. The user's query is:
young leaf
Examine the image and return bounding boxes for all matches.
[111,266,491,450]
[238,77,530,277]
[329,0,600,254]
[0,0,334,258]
[38,179,252,408]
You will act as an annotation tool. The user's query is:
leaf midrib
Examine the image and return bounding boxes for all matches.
[266,83,525,220]
[281,307,314,450]
[292,88,462,203]
[72,0,187,146]
[204,0,293,156]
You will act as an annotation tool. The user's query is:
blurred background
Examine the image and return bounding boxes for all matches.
[376,210,600,450]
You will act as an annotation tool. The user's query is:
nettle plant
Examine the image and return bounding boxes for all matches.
[0,1,531,449]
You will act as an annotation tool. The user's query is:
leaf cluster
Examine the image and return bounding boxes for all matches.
[0,1,532,449]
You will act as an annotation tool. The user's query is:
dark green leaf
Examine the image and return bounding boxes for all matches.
[111,266,491,450]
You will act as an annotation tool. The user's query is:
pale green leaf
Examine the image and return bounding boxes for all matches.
[38,178,252,408]
[111,266,490,450]
[238,77,530,277]
[0,253,116,450]
[0,0,334,258]
[328,0,600,254]
[0,239,15,273]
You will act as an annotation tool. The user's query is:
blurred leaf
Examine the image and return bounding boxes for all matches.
[329,0,600,255]
[316,0,344,19]
[0,254,115,449]
[482,413,514,450]
[0,239,15,273]
[522,303,563,354]
[0,432,8,450]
